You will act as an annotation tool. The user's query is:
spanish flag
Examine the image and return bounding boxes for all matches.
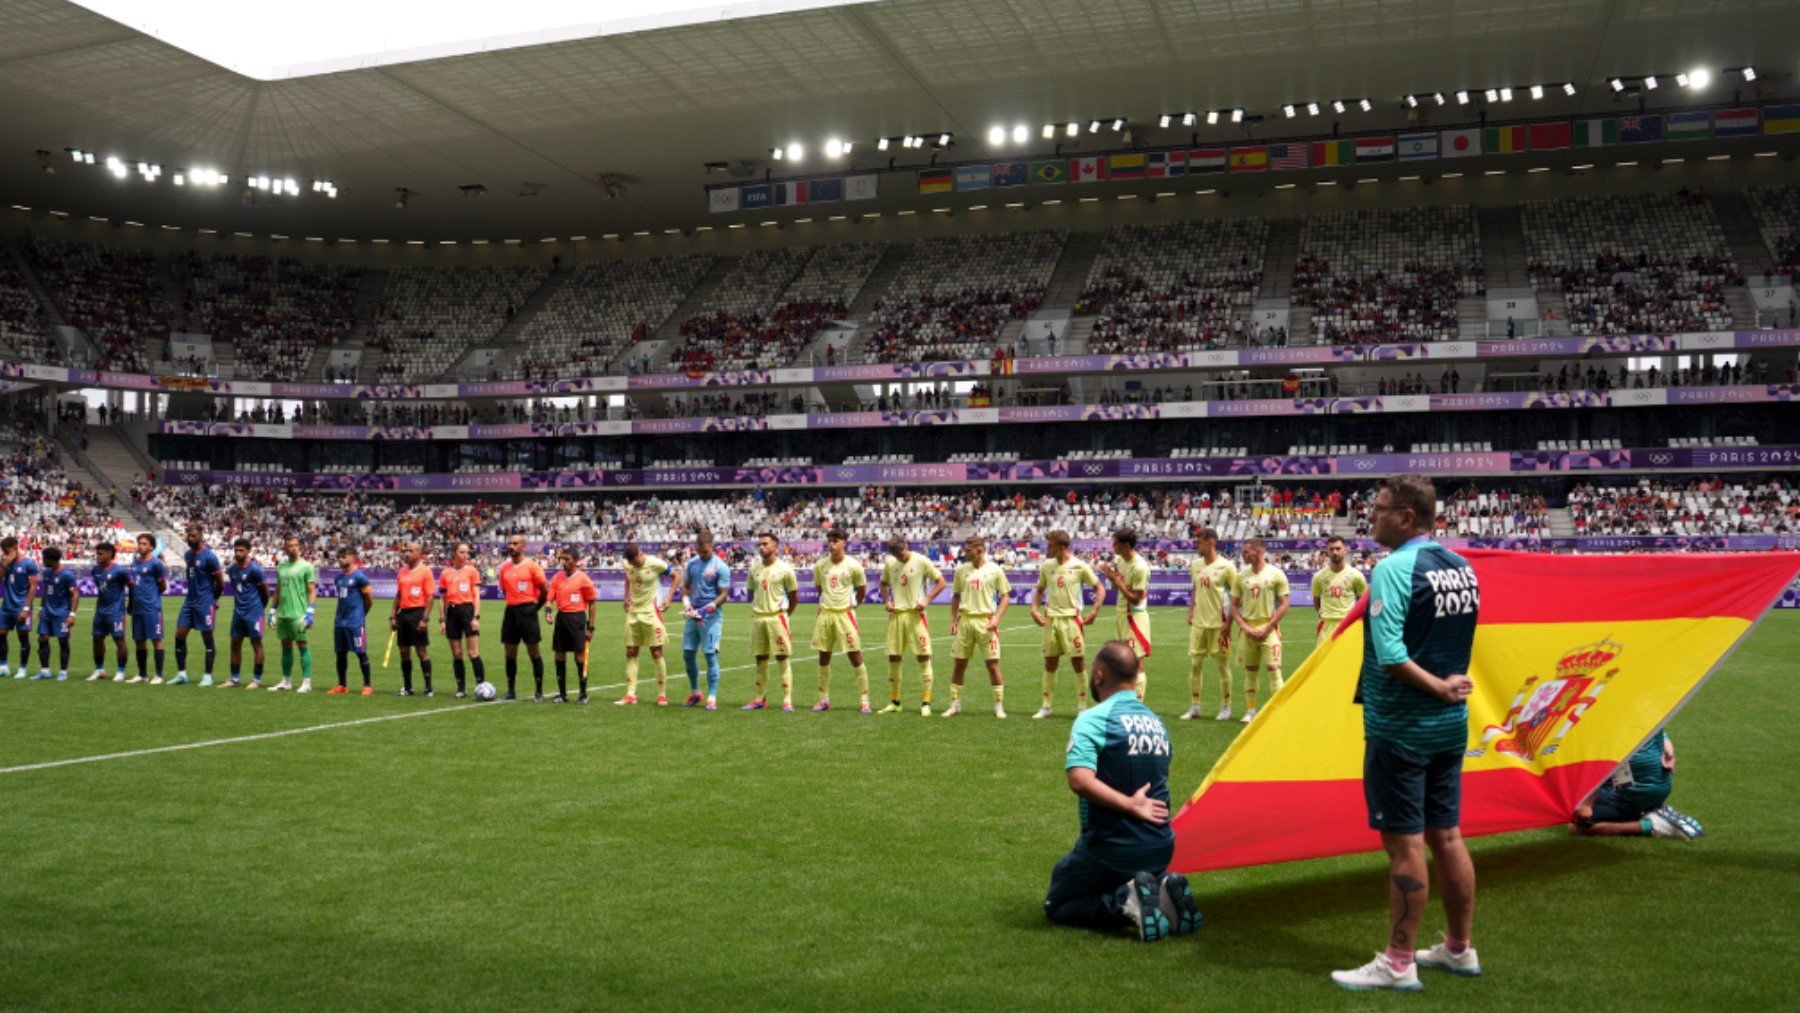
[1228,146,1268,173]
[1169,550,1800,873]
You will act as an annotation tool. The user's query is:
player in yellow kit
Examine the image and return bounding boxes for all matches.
[1231,536,1290,723]
[1183,527,1239,722]
[1310,535,1367,644]
[1028,529,1101,719]
[617,544,671,705]
[811,527,870,713]
[745,532,800,712]
[879,536,947,716]
[1097,527,1152,699]
[947,535,1011,718]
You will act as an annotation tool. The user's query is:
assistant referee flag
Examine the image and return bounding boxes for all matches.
[1168,550,1800,873]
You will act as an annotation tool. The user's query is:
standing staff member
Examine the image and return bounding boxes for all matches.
[1042,641,1201,943]
[544,547,598,704]
[1331,476,1481,992]
[498,535,549,701]
[438,542,486,698]
[390,543,437,697]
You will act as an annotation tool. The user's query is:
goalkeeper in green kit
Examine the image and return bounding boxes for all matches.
[267,536,319,693]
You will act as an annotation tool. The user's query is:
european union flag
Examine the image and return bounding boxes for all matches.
[808,177,844,203]
[992,162,1028,188]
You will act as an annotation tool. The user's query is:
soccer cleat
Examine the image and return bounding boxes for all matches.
[198,675,213,688]
[218,679,240,688]
[812,700,831,713]
[326,685,349,695]
[1157,872,1204,937]
[269,680,291,692]
[1331,954,1422,992]
[859,702,872,715]
[920,703,932,716]
[148,676,164,685]
[941,700,962,717]
[169,674,188,686]
[55,671,67,681]
[1648,806,1705,840]
[993,703,1007,719]
[33,669,52,680]
[88,670,106,682]
[125,675,144,684]
[0,664,8,677]
[615,694,638,706]
[296,681,312,694]
[248,680,262,690]
[359,686,374,696]
[878,702,903,715]
[503,691,517,701]
[742,700,766,711]
[1121,871,1170,943]
[576,695,589,705]
[454,691,467,700]
[1032,706,1054,720]
[1239,708,1257,723]
[781,703,795,713]
[423,689,434,698]
[705,697,717,711]
[1415,938,1481,976]
[112,672,126,682]
[396,688,413,697]
[533,694,545,703]
[1214,706,1232,721]
[1178,705,1203,721]
[654,694,668,706]
[546,694,567,704]
[684,692,702,708]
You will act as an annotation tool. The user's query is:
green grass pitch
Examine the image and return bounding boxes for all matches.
[0,602,1793,1009]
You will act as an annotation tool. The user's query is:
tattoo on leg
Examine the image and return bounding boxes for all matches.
[1390,874,1426,946]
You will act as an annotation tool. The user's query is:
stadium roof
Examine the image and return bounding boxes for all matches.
[1,0,1791,242]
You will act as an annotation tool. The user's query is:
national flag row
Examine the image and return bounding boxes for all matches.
[913,106,1800,193]
[708,173,880,213]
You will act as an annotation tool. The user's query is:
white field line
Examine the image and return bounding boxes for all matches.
[0,621,1052,774]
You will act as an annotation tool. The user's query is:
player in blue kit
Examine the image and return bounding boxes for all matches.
[32,547,80,681]
[0,535,40,678]
[221,538,270,689]
[88,541,133,682]
[674,528,732,710]
[173,523,224,686]
[127,533,169,684]
[328,547,375,696]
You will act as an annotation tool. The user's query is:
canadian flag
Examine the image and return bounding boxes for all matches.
[1071,156,1107,182]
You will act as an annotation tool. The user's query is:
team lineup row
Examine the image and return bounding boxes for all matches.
[0,524,1369,717]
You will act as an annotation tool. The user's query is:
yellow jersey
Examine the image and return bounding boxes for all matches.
[812,556,866,611]
[880,554,942,611]
[1233,564,1291,624]
[1113,552,1151,615]
[1189,555,1238,628]
[1035,557,1099,617]
[749,558,799,615]
[953,561,1012,616]
[623,555,670,615]
[1310,565,1368,621]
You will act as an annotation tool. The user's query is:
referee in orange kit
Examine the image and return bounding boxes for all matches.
[545,546,598,704]
[391,542,437,697]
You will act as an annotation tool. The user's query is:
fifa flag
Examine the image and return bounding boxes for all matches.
[1764,104,1800,135]
[1486,125,1529,153]
[1441,128,1482,158]
[1229,146,1268,172]
[1070,156,1108,183]
[917,169,953,194]
[1109,153,1148,179]
[1712,108,1758,138]
[1169,550,1800,873]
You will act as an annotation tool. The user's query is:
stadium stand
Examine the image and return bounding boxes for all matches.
[0,256,57,364]
[1292,206,1483,344]
[1523,191,1740,335]
[26,239,169,372]
[511,255,715,380]
[175,253,360,381]
[369,266,551,382]
[861,232,1063,363]
[1078,219,1269,352]
[1569,479,1797,535]
[1745,184,1800,280]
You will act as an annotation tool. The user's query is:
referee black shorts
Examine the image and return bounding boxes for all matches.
[395,607,429,649]
[444,603,478,640]
[501,603,541,646]
[552,612,589,654]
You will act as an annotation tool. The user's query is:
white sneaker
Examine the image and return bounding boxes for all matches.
[1178,705,1203,720]
[1415,939,1481,976]
[87,671,106,682]
[125,674,145,684]
[1331,954,1422,992]
[1648,807,1704,840]
[941,700,962,717]
[269,680,290,691]
[112,672,126,682]
[1032,706,1054,720]
[1240,708,1257,723]
[993,703,1007,719]
[296,681,312,694]
[148,676,163,685]
[1214,706,1232,721]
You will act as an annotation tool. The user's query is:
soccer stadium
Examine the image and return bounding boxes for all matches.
[0,0,1797,1005]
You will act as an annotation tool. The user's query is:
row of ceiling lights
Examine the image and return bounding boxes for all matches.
[61,147,336,197]
[773,133,954,162]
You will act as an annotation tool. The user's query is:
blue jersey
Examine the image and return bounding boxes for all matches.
[92,563,132,618]
[130,558,167,614]
[1064,691,1174,853]
[334,570,371,629]
[3,556,40,611]
[38,568,77,620]
[184,547,223,607]
[227,561,268,620]
[683,555,732,611]
[1359,535,1480,755]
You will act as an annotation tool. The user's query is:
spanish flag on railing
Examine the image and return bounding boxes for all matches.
[1169,549,1800,873]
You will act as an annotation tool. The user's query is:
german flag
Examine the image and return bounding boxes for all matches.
[1169,550,1800,873]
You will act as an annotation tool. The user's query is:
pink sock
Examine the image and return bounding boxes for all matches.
[1446,936,1470,955]
[1385,946,1414,973]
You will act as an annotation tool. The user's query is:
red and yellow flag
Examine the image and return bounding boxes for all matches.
[1170,550,1800,872]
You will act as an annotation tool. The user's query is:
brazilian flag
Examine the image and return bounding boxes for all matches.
[1030,160,1067,185]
